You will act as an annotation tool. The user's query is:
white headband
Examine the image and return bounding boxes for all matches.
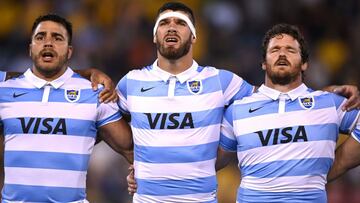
[153,11,196,38]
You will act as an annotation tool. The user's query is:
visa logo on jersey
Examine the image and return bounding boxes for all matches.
[255,126,308,146]
[17,117,67,135]
[144,113,194,129]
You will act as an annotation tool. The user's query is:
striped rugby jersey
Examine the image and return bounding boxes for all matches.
[117,60,254,203]
[221,84,360,203]
[0,68,121,202]
[0,71,6,82]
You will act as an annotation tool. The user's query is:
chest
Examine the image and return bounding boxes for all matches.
[233,97,339,149]
[126,78,225,130]
[0,87,98,136]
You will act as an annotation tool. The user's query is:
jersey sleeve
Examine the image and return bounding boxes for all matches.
[0,71,6,82]
[116,74,130,114]
[218,69,254,106]
[96,87,122,127]
[220,104,237,152]
[330,93,360,141]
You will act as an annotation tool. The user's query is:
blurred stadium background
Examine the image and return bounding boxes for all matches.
[0,0,359,202]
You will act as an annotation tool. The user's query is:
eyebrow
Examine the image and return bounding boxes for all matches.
[160,18,187,24]
[34,31,65,38]
[269,45,298,50]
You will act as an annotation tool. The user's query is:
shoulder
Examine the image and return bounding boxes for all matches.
[0,74,27,88]
[200,66,238,77]
[234,91,268,105]
[63,72,94,89]
[198,66,246,82]
[126,66,154,80]
[304,89,343,102]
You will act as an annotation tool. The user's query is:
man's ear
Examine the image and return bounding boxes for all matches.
[301,62,308,71]
[191,35,196,43]
[261,62,266,70]
[67,45,73,59]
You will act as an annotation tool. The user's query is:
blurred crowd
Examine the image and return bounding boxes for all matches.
[0,0,359,202]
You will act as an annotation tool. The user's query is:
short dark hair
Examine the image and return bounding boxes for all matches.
[157,2,195,26]
[31,14,73,45]
[262,23,309,64]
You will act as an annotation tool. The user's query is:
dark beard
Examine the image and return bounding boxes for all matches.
[32,51,69,78]
[268,72,296,85]
[157,36,191,60]
[266,62,302,85]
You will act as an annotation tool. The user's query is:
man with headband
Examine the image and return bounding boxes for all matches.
[117,2,254,202]
[118,2,360,202]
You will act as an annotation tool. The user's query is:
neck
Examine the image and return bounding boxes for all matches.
[31,66,67,82]
[264,76,303,93]
[157,51,194,75]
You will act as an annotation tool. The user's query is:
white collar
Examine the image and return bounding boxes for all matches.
[24,67,73,89]
[258,83,309,101]
[151,59,199,83]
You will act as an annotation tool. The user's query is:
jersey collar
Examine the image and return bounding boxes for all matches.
[24,67,73,89]
[258,83,309,101]
[151,59,199,84]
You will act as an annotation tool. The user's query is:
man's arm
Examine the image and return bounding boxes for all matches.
[216,147,236,171]
[328,136,360,182]
[98,118,133,164]
[323,85,360,111]
[5,72,22,80]
[74,68,118,103]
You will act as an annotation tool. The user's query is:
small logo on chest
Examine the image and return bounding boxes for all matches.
[13,92,28,98]
[141,87,155,92]
[299,96,315,110]
[248,106,264,113]
[65,89,80,102]
[187,80,202,94]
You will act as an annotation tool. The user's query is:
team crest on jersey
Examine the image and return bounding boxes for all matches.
[187,80,202,94]
[299,96,314,110]
[65,89,80,102]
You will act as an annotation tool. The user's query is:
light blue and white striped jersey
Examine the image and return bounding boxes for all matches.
[117,60,254,203]
[0,71,6,82]
[221,84,360,203]
[0,68,121,202]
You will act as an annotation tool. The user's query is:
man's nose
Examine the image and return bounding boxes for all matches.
[167,20,178,32]
[167,28,176,34]
[279,49,286,56]
[43,37,54,47]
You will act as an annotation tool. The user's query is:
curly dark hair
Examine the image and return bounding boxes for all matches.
[262,23,309,64]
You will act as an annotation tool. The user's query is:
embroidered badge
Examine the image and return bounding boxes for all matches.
[299,96,314,110]
[187,80,202,94]
[65,89,80,102]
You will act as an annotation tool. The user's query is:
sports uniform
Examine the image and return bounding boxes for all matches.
[221,84,360,203]
[117,60,253,202]
[0,68,121,202]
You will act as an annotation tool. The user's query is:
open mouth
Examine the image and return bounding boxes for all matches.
[165,35,179,45]
[275,59,290,67]
[41,50,56,62]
